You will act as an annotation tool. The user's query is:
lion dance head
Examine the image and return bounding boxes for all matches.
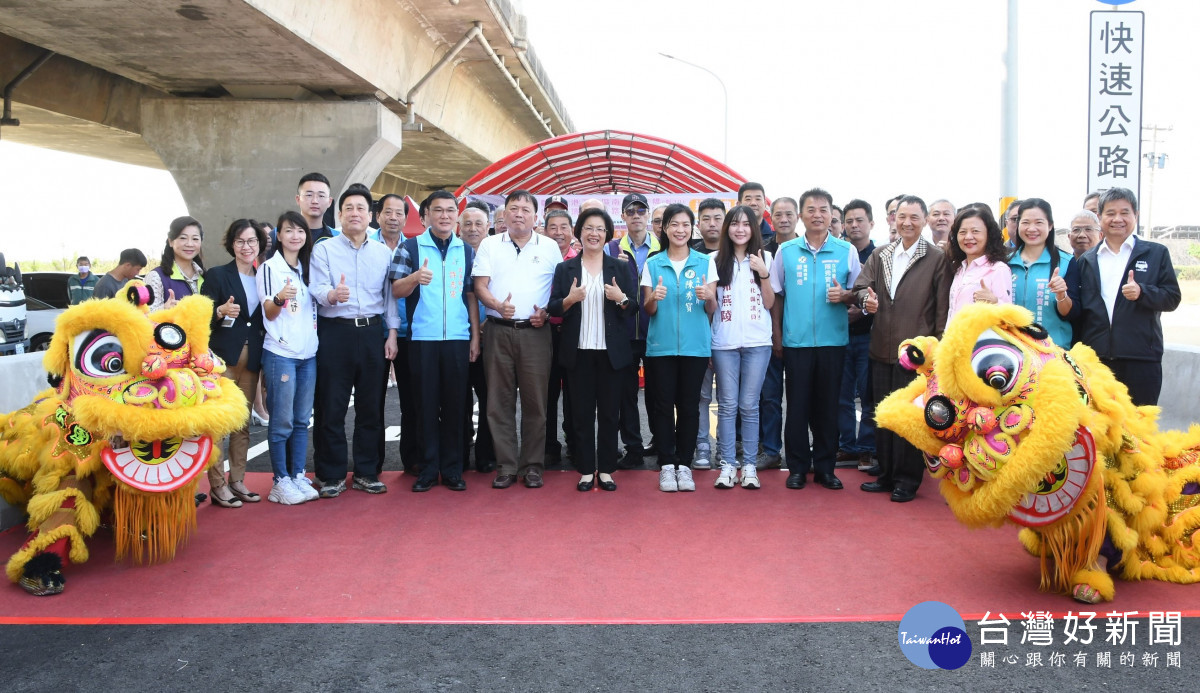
[876,303,1200,603]
[0,283,247,594]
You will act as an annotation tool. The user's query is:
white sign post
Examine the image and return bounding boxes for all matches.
[1087,10,1145,205]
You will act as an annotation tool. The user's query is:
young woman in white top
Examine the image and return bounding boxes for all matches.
[257,211,320,505]
[708,205,775,489]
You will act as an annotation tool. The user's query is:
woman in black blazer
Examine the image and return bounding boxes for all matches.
[199,219,268,508]
[548,208,638,491]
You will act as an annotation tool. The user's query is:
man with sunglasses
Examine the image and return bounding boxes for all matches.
[608,193,662,468]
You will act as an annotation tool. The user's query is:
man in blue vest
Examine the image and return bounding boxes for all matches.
[391,190,480,492]
[769,188,860,491]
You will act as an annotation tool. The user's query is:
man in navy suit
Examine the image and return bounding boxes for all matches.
[1076,187,1180,406]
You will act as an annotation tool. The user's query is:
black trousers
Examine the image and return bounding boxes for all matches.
[566,349,622,475]
[871,359,926,493]
[783,346,846,476]
[379,337,420,475]
[546,325,574,456]
[315,319,386,482]
[463,355,495,468]
[1102,358,1163,407]
[410,339,469,482]
[617,339,649,455]
[645,355,708,468]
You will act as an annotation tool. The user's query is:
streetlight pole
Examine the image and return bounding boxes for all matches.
[658,52,728,162]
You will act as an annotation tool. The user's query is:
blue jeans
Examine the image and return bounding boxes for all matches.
[263,350,316,481]
[697,363,715,451]
[712,346,772,466]
[837,333,875,455]
[758,352,784,456]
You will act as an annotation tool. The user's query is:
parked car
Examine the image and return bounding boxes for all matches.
[21,271,75,309]
[24,295,64,352]
[0,253,29,356]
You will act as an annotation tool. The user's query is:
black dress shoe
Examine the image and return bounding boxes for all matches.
[786,471,806,489]
[475,461,496,474]
[861,480,893,493]
[616,452,644,470]
[523,472,544,488]
[598,477,617,492]
[492,474,517,489]
[443,477,467,491]
[577,477,595,492]
[890,487,917,503]
[814,473,843,490]
[864,465,883,477]
[412,477,437,492]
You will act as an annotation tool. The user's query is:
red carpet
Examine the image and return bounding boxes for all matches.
[1,469,1198,624]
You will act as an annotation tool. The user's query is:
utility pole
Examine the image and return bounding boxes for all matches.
[1141,124,1171,237]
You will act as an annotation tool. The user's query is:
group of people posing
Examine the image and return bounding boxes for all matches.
[131,175,1180,507]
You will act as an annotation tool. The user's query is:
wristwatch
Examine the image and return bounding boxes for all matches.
[272,295,285,306]
[618,296,630,308]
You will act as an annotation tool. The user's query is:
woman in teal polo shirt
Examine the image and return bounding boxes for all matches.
[1008,198,1079,347]
[641,204,717,493]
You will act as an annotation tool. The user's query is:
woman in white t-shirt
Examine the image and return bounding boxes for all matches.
[256,211,320,506]
[708,205,775,489]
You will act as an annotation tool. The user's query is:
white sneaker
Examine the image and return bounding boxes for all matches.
[692,446,712,470]
[676,465,696,492]
[658,466,678,492]
[293,473,319,501]
[740,464,761,489]
[714,462,737,489]
[268,477,307,505]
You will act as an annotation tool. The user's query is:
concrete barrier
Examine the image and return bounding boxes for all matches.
[1161,344,1200,432]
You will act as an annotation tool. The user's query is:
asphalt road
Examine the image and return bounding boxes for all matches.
[2,621,1196,692]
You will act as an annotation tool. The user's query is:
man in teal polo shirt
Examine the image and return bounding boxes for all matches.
[770,188,860,491]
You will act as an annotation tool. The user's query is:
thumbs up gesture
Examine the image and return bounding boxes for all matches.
[749,249,768,276]
[220,295,241,320]
[863,287,878,314]
[278,276,297,302]
[826,277,847,303]
[567,276,587,304]
[973,279,996,304]
[164,288,178,310]
[529,303,547,328]
[694,274,712,302]
[1047,266,1067,298]
[332,273,351,303]
[603,276,626,303]
[653,275,668,301]
[1121,269,1141,301]
[414,258,433,286]
[499,292,516,319]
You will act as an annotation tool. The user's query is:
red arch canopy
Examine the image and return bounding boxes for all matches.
[454,130,747,196]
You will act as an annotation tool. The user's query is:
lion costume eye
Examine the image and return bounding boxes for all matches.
[75,330,126,378]
[971,338,1023,394]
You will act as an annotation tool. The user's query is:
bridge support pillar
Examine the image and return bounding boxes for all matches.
[140,99,402,259]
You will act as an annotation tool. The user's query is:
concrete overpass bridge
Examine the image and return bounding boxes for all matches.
[0,0,571,257]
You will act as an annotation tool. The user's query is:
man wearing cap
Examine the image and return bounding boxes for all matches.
[473,190,564,488]
[607,193,662,468]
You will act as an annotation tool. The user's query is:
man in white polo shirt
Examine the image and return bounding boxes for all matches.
[473,189,563,488]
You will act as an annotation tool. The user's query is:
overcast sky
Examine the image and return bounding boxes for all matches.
[1,0,1194,263]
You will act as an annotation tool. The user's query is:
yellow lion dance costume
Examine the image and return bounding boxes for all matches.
[876,303,1200,604]
[0,283,247,595]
